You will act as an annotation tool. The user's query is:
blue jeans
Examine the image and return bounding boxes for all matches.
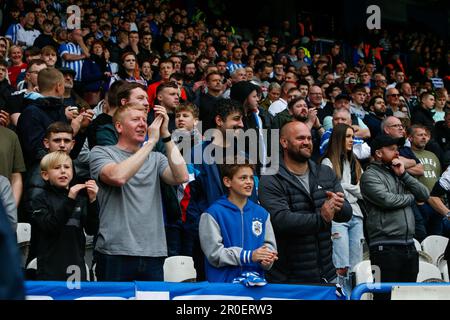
[331,216,364,269]
[95,252,165,282]
[331,216,364,299]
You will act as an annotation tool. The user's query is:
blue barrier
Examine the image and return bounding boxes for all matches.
[25,281,340,300]
[350,282,450,300]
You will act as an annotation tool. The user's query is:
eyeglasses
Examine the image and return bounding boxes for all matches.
[388,124,404,129]
[388,94,400,97]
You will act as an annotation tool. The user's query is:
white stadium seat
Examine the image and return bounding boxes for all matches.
[417,261,442,282]
[421,235,449,266]
[16,223,31,268]
[352,260,374,300]
[164,256,197,282]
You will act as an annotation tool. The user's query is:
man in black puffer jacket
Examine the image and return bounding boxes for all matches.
[259,121,352,284]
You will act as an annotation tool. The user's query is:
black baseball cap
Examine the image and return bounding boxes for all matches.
[370,134,405,156]
[58,67,76,78]
[334,93,351,102]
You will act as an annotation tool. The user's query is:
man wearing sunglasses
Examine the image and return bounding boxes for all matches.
[386,87,408,119]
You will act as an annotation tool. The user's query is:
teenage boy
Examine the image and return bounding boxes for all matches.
[199,161,278,283]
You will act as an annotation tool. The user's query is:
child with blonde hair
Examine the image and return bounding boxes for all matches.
[31,151,99,280]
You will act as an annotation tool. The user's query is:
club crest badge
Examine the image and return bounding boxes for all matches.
[252,220,263,237]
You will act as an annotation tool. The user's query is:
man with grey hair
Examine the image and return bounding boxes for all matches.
[260,82,281,111]
[381,116,427,241]
[268,81,297,116]
[381,116,424,177]
[385,87,408,119]
[221,68,247,99]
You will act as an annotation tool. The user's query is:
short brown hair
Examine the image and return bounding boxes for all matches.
[175,103,199,119]
[116,82,147,103]
[41,46,57,56]
[220,156,255,180]
[27,59,46,72]
[37,68,64,92]
[45,121,74,139]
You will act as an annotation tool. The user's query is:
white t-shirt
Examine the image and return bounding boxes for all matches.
[268,98,287,116]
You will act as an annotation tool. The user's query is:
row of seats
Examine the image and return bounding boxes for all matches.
[16,223,447,285]
[26,256,197,283]
[17,223,198,282]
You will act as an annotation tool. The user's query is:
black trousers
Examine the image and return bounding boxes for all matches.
[369,244,419,300]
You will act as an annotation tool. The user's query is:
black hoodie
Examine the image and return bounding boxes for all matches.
[16,96,87,168]
[31,183,98,281]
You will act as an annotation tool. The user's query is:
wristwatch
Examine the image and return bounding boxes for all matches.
[162,135,172,143]
[446,212,450,220]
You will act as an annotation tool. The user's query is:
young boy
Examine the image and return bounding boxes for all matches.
[31,151,99,281]
[172,103,201,257]
[174,102,201,146]
[199,160,278,283]
[40,45,57,68]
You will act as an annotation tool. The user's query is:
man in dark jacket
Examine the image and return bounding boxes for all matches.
[16,68,92,169]
[361,134,429,299]
[259,121,352,284]
[411,91,442,159]
[230,80,273,174]
[0,203,24,299]
[186,98,259,280]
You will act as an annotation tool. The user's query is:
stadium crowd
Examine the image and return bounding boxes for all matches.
[0,0,449,300]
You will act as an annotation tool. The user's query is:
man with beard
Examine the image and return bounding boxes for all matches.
[258,121,352,284]
[272,97,324,161]
[381,116,424,178]
[197,71,224,134]
[409,125,444,236]
[361,134,429,300]
[250,61,273,99]
[181,60,196,102]
[363,95,390,142]
[272,97,322,131]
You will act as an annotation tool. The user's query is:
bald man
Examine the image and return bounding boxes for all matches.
[259,121,352,284]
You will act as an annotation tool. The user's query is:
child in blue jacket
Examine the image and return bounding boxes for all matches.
[199,161,278,283]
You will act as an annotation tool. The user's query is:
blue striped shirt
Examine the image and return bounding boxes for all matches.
[59,42,84,81]
[320,129,364,156]
[226,61,246,73]
[6,23,22,45]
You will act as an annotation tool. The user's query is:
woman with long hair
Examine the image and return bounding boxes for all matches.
[321,123,365,297]
[110,52,146,87]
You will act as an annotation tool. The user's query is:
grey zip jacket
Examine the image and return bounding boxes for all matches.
[360,161,429,247]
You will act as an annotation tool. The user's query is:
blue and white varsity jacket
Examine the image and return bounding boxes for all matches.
[199,196,277,283]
